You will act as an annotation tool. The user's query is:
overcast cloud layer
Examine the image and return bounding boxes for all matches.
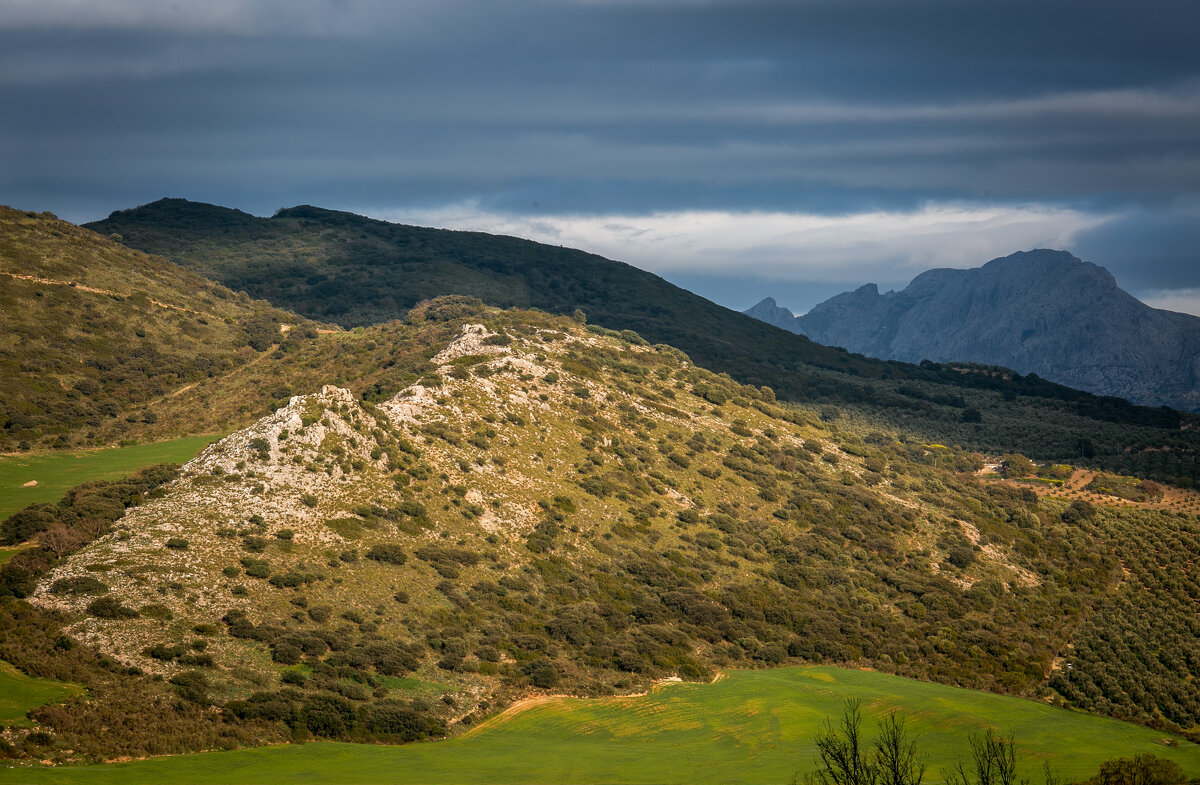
[2,0,1199,313]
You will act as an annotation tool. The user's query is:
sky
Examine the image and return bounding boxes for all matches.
[2,0,1199,315]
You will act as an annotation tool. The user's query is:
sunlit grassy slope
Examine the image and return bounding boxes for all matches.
[0,660,83,727]
[6,666,1196,784]
[0,436,219,520]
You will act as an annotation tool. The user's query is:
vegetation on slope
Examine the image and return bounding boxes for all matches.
[86,199,1200,485]
[1,301,1197,762]
[0,660,82,726]
[0,465,289,761]
[0,206,316,453]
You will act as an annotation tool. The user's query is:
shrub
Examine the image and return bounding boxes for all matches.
[49,576,108,596]
[364,701,439,740]
[947,546,976,569]
[242,558,271,579]
[138,603,174,620]
[165,537,189,550]
[169,670,210,703]
[366,544,407,565]
[86,596,139,619]
[242,536,268,553]
[272,642,302,665]
[303,694,355,737]
[1084,754,1186,785]
[523,659,560,688]
[144,643,188,661]
[268,572,304,588]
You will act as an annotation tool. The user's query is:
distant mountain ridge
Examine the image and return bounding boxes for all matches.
[747,250,1200,411]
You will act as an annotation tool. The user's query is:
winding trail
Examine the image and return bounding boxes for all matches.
[0,270,222,320]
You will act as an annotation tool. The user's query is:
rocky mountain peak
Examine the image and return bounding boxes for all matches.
[745,249,1200,410]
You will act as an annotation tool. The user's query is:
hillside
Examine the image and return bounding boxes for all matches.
[747,250,1200,411]
[85,200,1200,485]
[0,206,316,452]
[4,302,1200,762]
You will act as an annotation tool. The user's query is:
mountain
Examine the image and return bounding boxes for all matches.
[0,206,316,452]
[743,296,799,332]
[85,201,1200,485]
[8,301,1200,760]
[746,250,1200,411]
[4,204,1200,762]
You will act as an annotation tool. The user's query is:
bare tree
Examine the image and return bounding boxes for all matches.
[39,522,85,559]
[809,699,878,785]
[874,712,925,785]
[943,729,1018,785]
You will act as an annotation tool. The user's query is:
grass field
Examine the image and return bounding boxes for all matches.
[0,660,84,727]
[0,436,221,521]
[4,666,1197,784]
[0,545,28,566]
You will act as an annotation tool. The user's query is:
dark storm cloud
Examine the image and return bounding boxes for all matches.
[1,0,1198,309]
[1073,200,1200,290]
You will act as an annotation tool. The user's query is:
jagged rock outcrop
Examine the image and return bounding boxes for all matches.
[747,250,1200,411]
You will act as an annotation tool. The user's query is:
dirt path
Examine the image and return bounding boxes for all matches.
[995,468,1199,513]
[163,342,280,402]
[0,270,220,320]
[460,675,705,738]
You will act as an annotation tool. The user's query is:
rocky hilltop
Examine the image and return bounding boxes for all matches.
[23,306,1122,736]
[747,250,1200,411]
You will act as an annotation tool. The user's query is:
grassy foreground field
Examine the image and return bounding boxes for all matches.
[0,436,219,520]
[4,666,1198,784]
[0,661,83,727]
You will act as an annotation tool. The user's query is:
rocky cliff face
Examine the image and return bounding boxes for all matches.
[747,250,1200,411]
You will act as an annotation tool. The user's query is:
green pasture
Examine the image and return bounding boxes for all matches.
[4,666,1198,784]
[0,436,220,521]
[0,545,28,566]
[0,661,84,727]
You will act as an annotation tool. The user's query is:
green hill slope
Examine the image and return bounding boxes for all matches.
[4,667,1199,784]
[86,199,1200,485]
[0,206,315,452]
[4,301,1198,762]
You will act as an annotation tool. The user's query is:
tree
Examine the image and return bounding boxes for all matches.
[943,729,1017,785]
[39,522,85,559]
[873,712,925,785]
[806,702,926,785]
[1086,754,1185,785]
[1000,454,1036,479]
[809,699,877,785]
